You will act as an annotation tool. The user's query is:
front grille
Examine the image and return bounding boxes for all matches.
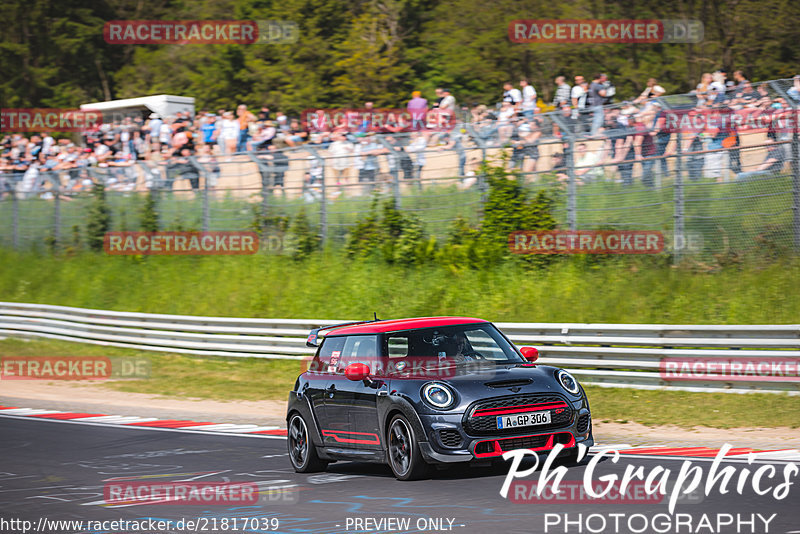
[464,393,574,435]
[439,429,462,448]
[577,413,591,433]
[498,434,549,452]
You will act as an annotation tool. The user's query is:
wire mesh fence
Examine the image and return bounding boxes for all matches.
[1,79,798,261]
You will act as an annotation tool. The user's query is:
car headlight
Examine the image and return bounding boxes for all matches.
[557,370,581,395]
[421,382,455,410]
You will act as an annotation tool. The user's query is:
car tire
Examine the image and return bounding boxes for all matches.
[287,413,327,473]
[386,414,430,481]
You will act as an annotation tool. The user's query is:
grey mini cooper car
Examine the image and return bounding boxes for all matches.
[286,316,593,480]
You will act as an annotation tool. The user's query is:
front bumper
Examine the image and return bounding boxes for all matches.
[417,402,593,464]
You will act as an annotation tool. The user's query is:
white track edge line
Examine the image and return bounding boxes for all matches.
[0,414,286,440]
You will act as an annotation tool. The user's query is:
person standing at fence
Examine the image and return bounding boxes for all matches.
[552,76,571,108]
[633,112,657,188]
[406,131,428,184]
[218,111,239,159]
[353,134,380,186]
[408,91,428,130]
[146,114,162,154]
[201,113,218,150]
[588,73,608,137]
[236,104,256,153]
[503,82,522,110]
[735,130,785,181]
[685,124,705,180]
[158,117,173,153]
[196,144,220,189]
[695,73,713,107]
[270,143,289,192]
[520,79,537,119]
[612,130,635,186]
[439,123,467,177]
[327,132,353,190]
[651,104,672,181]
[571,75,588,136]
[439,89,456,112]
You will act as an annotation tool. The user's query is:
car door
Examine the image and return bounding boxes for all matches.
[321,335,383,450]
[304,336,346,432]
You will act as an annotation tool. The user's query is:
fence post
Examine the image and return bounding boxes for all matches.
[202,166,210,232]
[53,174,61,247]
[674,130,685,264]
[320,158,328,248]
[304,146,327,247]
[566,136,577,230]
[12,190,19,250]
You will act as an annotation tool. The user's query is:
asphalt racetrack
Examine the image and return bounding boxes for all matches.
[1,415,798,534]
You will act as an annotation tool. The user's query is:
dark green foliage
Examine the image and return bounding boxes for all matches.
[140,191,159,233]
[287,208,320,260]
[86,182,111,252]
[346,196,435,265]
[345,163,559,269]
[3,1,798,113]
[249,204,289,237]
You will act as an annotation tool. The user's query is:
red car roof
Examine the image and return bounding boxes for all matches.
[323,316,489,336]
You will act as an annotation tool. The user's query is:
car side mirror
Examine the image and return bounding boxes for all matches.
[520,346,539,362]
[345,362,371,381]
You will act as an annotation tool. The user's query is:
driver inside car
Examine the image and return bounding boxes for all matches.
[450,332,479,363]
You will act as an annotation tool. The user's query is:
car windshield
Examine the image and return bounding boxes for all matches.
[383,323,523,365]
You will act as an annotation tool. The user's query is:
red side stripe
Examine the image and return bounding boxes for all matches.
[321,429,380,445]
[0,406,20,410]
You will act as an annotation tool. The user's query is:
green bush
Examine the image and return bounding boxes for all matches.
[140,191,159,233]
[286,208,320,260]
[85,182,111,252]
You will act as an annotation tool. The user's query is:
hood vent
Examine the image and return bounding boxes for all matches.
[485,378,532,389]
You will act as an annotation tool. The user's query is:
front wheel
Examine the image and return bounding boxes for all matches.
[287,413,327,473]
[387,414,430,480]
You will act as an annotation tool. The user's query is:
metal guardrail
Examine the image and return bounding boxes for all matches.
[1,302,798,394]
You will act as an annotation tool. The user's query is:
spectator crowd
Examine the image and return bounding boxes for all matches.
[2,73,799,198]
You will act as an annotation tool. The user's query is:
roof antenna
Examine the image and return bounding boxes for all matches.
[373,312,380,321]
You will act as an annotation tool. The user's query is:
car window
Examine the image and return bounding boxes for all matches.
[311,336,346,374]
[385,324,522,364]
[336,335,381,374]
[388,335,409,358]
[463,329,507,360]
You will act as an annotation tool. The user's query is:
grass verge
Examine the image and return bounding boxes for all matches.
[1,338,797,429]
[1,251,799,323]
